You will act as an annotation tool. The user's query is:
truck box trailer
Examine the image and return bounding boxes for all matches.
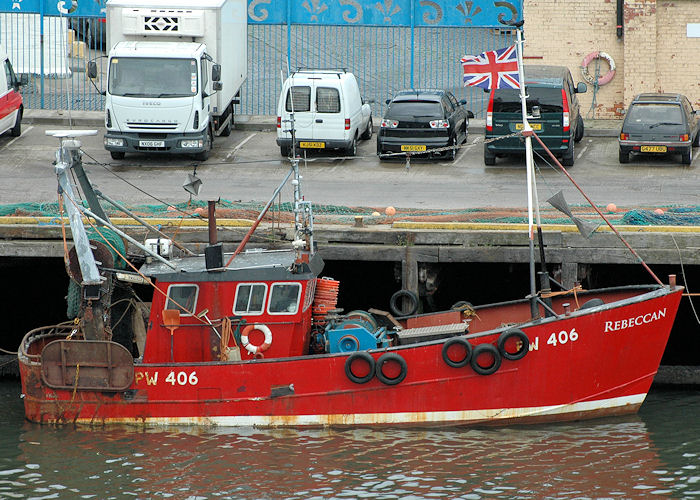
[92,0,247,160]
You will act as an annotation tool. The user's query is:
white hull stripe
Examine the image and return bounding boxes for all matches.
[77,394,647,427]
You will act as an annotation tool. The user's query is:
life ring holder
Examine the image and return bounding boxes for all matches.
[581,51,616,86]
[241,324,272,355]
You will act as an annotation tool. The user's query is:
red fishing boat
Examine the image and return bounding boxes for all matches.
[18,31,683,427]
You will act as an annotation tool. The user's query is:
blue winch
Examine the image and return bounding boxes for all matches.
[324,310,391,353]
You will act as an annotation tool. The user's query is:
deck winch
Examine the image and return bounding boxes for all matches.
[323,311,391,353]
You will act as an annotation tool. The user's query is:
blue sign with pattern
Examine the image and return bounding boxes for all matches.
[248,0,521,26]
[2,0,520,27]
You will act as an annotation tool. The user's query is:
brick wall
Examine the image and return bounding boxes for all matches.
[524,0,700,118]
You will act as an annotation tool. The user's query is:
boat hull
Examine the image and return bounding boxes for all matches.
[19,286,683,427]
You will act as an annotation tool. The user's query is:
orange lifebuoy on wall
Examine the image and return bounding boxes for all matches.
[241,324,272,354]
[581,51,616,86]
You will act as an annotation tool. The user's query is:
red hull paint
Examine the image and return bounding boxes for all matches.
[19,287,682,427]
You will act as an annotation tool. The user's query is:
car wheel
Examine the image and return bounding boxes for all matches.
[484,146,496,166]
[9,108,22,137]
[618,149,630,164]
[280,145,290,157]
[110,151,125,160]
[694,132,700,148]
[561,141,575,167]
[574,116,584,143]
[361,116,372,140]
[345,136,357,157]
[682,147,692,165]
[446,138,456,161]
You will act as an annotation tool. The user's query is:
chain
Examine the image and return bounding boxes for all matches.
[381,130,524,161]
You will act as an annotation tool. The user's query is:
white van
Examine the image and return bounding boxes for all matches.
[0,48,25,137]
[276,69,372,157]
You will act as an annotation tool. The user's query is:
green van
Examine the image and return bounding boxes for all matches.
[484,65,587,166]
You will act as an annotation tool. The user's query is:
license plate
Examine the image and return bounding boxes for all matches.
[401,145,427,152]
[300,141,325,148]
[139,140,165,147]
[640,145,667,153]
[515,123,542,131]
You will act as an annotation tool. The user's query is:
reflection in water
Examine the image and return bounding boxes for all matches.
[1,380,698,498]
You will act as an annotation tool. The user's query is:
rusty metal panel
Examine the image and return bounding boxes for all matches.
[41,340,134,391]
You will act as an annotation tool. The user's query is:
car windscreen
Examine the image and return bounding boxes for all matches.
[109,57,197,97]
[385,101,443,119]
[493,88,563,113]
[625,103,683,126]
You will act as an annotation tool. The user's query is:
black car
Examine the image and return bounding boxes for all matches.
[619,93,700,164]
[377,89,474,161]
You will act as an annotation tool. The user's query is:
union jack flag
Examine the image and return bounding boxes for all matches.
[460,45,520,90]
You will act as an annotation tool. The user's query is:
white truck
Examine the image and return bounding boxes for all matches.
[89,0,247,160]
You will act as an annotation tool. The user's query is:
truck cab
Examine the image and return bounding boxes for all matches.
[102,41,218,160]
[94,0,247,161]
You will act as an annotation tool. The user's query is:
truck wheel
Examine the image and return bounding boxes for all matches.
[361,116,372,140]
[9,108,22,137]
[561,141,575,167]
[220,106,233,137]
[194,128,212,161]
[110,151,125,160]
[345,136,357,157]
[280,145,290,157]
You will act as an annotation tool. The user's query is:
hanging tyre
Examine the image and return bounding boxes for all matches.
[345,352,375,384]
[497,329,529,361]
[375,352,407,385]
[442,337,473,368]
[470,343,501,376]
[389,289,419,317]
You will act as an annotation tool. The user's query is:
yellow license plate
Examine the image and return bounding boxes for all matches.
[515,123,542,130]
[640,145,667,153]
[401,145,427,152]
[300,141,325,148]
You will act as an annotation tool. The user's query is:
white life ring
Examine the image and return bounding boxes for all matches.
[241,324,272,354]
[581,51,616,86]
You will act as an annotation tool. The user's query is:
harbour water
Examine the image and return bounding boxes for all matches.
[0,379,698,499]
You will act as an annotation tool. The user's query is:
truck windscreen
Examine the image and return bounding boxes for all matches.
[109,57,198,97]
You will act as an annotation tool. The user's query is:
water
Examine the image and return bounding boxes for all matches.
[0,380,699,499]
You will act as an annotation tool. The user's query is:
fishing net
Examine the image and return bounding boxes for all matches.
[1,201,699,227]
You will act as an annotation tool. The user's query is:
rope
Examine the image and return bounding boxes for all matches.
[71,363,80,403]
[540,284,585,299]
[220,317,232,361]
[671,234,700,326]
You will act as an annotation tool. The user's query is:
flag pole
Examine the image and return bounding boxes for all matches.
[511,25,539,320]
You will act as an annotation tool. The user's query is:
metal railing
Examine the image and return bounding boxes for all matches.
[1,12,515,117]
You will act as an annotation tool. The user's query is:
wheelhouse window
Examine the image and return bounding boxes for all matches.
[234,283,267,315]
[268,283,301,314]
[165,284,199,316]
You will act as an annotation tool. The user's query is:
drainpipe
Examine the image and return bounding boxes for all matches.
[617,0,624,39]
